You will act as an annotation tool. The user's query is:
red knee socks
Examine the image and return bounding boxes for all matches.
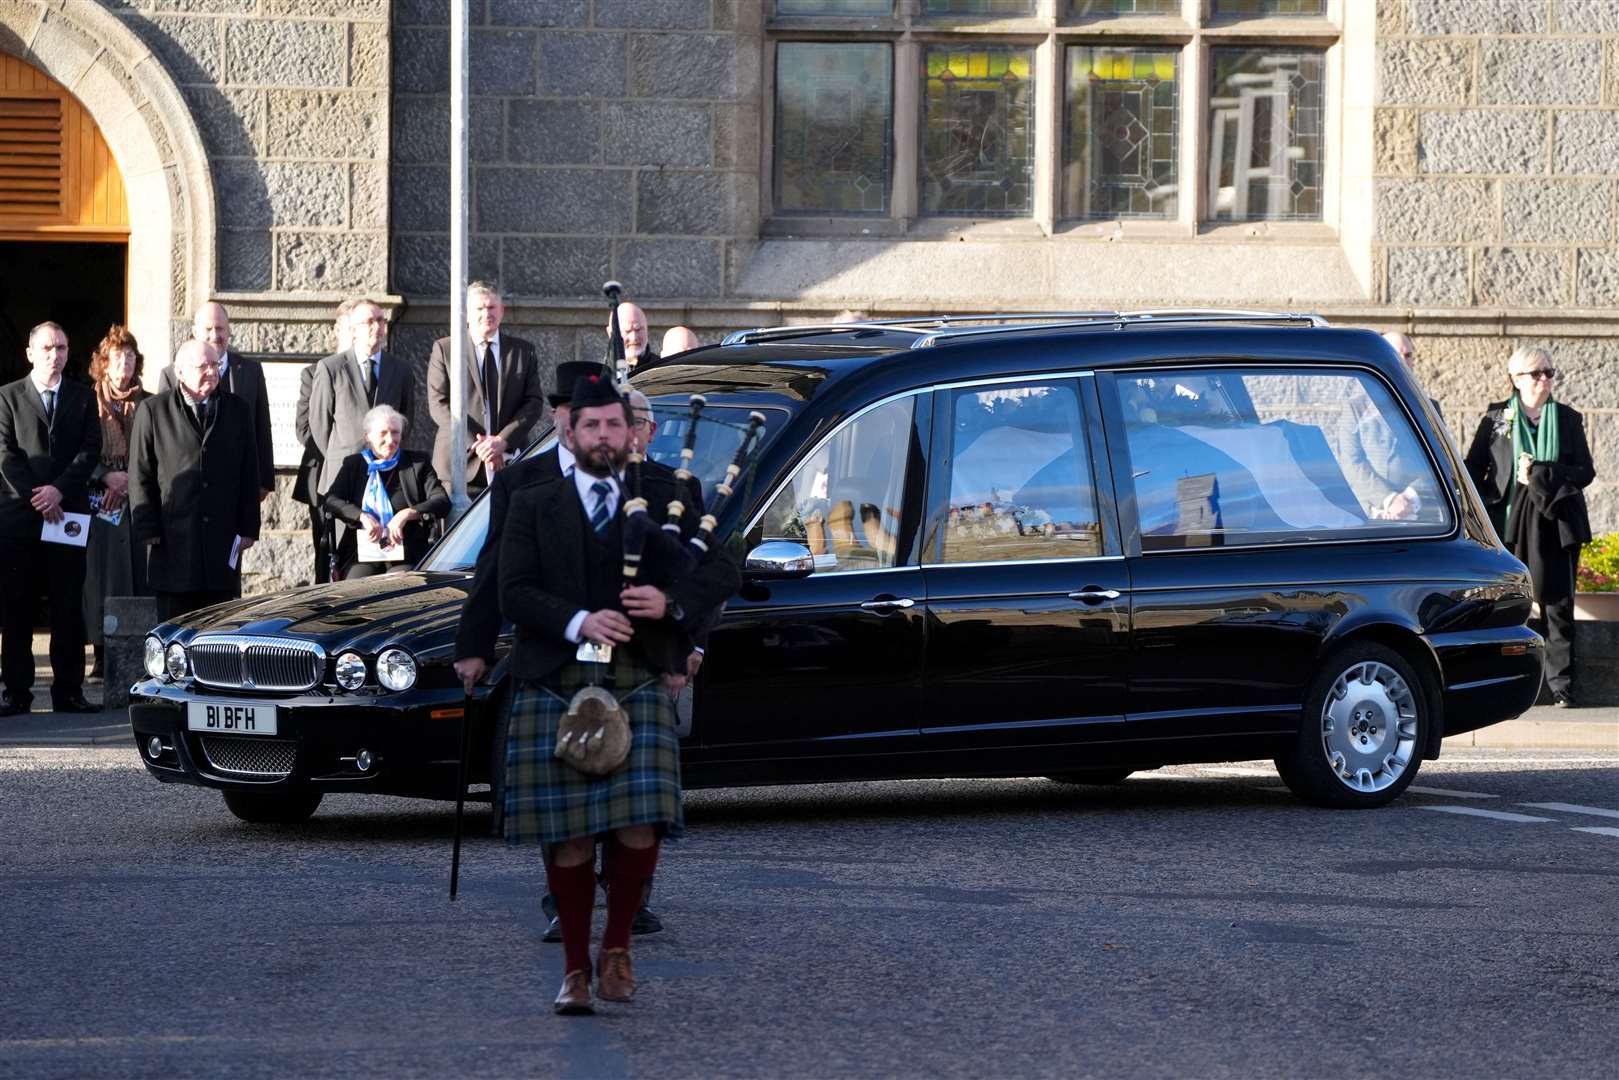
[545,857,598,975]
[601,839,661,952]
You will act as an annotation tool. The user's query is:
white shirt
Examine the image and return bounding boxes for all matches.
[357,350,382,385]
[557,441,575,474]
[30,372,62,412]
[563,469,620,644]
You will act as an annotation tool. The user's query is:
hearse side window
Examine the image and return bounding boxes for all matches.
[756,396,915,573]
[933,381,1102,564]
[1114,368,1451,551]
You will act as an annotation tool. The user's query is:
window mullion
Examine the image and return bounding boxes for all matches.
[1033,33,1059,235]
[1181,34,1206,231]
[893,33,920,223]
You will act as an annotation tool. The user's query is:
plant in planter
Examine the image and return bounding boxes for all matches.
[1575,533,1619,620]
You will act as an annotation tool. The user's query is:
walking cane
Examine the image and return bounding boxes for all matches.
[449,687,474,901]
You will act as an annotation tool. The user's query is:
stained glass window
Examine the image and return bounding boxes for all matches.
[1206,48,1323,222]
[1064,46,1179,220]
[1071,0,1182,16]
[775,43,892,214]
[924,0,1037,15]
[1212,0,1325,15]
[776,0,893,14]
[922,46,1035,217]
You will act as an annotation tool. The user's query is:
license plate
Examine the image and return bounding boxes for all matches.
[186,700,278,736]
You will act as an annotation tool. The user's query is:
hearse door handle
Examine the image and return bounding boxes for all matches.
[860,596,916,613]
[1068,587,1122,604]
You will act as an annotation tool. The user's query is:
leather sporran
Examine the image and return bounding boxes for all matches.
[554,686,632,776]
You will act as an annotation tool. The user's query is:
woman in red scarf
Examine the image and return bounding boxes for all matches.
[83,326,151,676]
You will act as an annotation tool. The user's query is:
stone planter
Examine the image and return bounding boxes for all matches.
[103,595,159,711]
[1574,591,1619,622]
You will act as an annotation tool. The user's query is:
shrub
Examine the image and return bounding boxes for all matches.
[1578,533,1619,593]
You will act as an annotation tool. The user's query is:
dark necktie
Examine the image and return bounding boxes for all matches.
[482,343,499,430]
[364,357,378,405]
[42,389,55,424]
[589,480,613,534]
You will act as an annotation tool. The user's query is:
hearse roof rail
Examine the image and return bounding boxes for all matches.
[720,310,1329,350]
[719,312,1118,347]
[911,309,1330,348]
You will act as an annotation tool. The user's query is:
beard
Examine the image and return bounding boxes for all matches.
[576,441,627,478]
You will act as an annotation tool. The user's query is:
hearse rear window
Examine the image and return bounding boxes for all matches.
[933,381,1102,563]
[1113,368,1451,550]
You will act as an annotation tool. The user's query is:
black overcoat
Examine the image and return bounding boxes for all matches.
[322,449,449,565]
[160,351,274,493]
[1464,399,1594,603]
[453,444,565,664]
[0,375,100,540]
[128,390,261,594]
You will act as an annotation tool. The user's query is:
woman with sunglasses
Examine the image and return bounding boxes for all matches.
[1465,346,1594,707]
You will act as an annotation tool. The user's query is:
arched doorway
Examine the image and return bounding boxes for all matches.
[0,52,127,383]
[0,1,217,378]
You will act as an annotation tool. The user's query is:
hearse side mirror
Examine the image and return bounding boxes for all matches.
[743,540,816,581]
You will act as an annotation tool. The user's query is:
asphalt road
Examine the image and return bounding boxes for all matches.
[1,746,1615,1080]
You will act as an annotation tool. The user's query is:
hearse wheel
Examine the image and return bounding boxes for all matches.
[222,789,323,824]
[1047,769,1134,785]
[1276,643,1427,809]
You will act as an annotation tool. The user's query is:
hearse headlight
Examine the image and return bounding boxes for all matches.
[335,651,367,691]
[144,635,165,679]
[376,648,417,692]
[164,642,188,681]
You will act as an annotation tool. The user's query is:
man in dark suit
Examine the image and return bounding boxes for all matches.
[427,281,546,496]
[159,303,274,501]
[130,341,261,622]
[0,321,101,715]
[293,300,356,585]
[307,299,415,504]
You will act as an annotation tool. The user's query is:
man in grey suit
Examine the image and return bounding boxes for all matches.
[159,302,274,501]
[307,298,415,510]
[426,281,546,496]
[293,299,356,585]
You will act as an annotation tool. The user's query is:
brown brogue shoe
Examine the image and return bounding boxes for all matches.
[596,948,637,1003]
[553,969,594,1015]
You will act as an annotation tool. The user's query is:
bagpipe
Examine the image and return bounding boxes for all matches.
[620,393,767,593]
[553,287,765,775]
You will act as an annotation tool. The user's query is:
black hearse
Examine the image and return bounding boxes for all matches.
[130,312,1543,822]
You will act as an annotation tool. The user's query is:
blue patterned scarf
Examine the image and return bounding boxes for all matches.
[361,446,399,529]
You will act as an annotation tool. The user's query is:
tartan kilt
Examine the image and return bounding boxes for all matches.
[503,657,685,847]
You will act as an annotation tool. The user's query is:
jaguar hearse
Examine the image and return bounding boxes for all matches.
[129,312,1544,822]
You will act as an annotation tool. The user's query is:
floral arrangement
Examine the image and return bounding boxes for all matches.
[1577,532,1619,593]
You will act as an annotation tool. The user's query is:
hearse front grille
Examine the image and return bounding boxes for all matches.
[199,735,297,777]
[188,636,324,692]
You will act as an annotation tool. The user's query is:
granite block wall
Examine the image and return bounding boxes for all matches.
[1375,0,1619,533]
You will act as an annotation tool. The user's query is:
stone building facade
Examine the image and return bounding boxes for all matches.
[0,0,1612,591]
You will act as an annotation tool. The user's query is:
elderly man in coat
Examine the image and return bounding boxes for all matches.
[129,340,261,622]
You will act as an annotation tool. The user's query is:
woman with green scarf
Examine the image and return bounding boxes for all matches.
[1465,346,1594,707]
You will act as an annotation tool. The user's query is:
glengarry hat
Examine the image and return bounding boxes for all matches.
[569,371,625,412]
